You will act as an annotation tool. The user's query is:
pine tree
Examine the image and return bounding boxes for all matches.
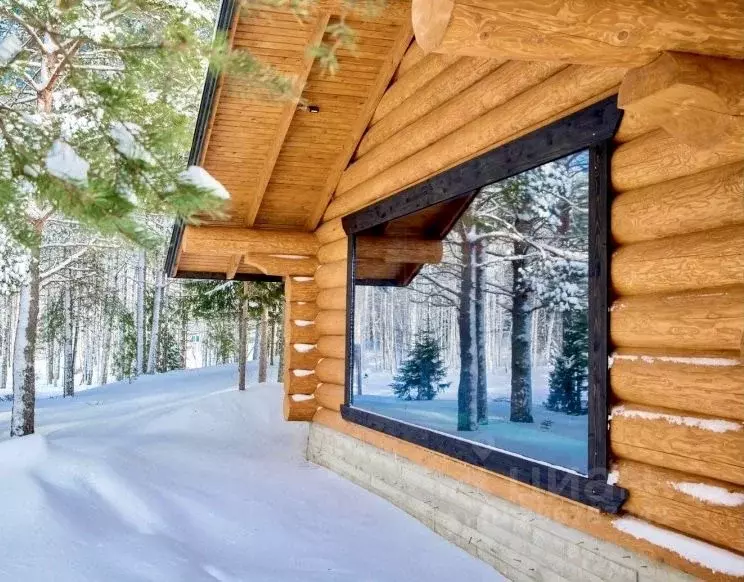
[545,309,588,415]
[391,330,449,401]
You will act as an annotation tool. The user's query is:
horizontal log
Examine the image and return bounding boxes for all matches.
[316,310,347,336]
[287,321,319,344]
[611,129,744,193]
[288,301,319,321]
[395,41,425,79]
[610,350,744,421]
[338,60,565,196]
[284,370,319,395]
[613,109,656,144]
[315,357,346,385]
[371,52,459,125]
[285,277,318,302]
[315,218,346,245]
[614,459,744,553]
[610,403,744,486]
[315,383,345,411]
[283,395,317,421]
[288,345,321,370]
[411,0,744,66]
[358,57,503,157]
[182,225,319,256]
[611,225,744,296]
[317,239,348,264]
[325,66,626,220]
[610,286,744,351]
[316,288,347,311]
[611,161,744,245]
[357,236,443,264]
[315,260,347,289]
[316,335,347,359]
[618,52,744,154]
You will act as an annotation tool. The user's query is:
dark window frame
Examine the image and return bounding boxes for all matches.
[340,96,627,513]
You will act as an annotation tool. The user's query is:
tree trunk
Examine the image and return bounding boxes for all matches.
[354,343,363,396]
[63,283,74,397]
[146,269,163,374]
[180,305,187,369]
[258,306,268,383]
[238,283,248,390]
[510,249,534,423]
[0,296,11,392]
[275,318,284,383]
[251,323,260,361]
[46,338,55,386]
[99,275,114,385]
[268,317,275,365]
[457,239,477,432]
[475,241,488,425]
[135,249,146,376]
[11,243,40,437]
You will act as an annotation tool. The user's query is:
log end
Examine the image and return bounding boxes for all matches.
[283,394,318,421]
[412,0,455,53]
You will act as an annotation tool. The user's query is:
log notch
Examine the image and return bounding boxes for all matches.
[618,52,744,156]
[312,220,350,416]
[411,0,744,67]
[283,276,320,420]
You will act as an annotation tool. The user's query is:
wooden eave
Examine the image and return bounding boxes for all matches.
[167,0,412,280]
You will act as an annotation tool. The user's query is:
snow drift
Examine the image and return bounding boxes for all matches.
[0,364,497,582]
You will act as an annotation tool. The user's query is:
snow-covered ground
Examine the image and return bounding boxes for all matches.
[0,364,501,582]
[356,369,588,474]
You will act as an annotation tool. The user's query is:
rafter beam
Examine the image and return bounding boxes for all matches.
[412,0,744,67]
[181,225,319,256]
[305,17,413,231]
[244,12,331,227]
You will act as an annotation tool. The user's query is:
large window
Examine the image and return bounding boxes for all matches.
[342,99,627,512]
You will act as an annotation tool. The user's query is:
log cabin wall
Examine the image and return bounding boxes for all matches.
[310,41,744,581]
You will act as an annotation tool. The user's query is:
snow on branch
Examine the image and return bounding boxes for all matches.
[178,166,230,200]
[40,246,92,282]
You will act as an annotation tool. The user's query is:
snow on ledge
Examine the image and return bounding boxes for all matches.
[292,276,313,282]
[293,320,314,327]
[611,405,742,433]
[179,166,230,200]
[293,369,314,377]
[611,353,740,367]
[291,394,314,402]
[669,481,744,508]
[293,343,316,353]
[613,517,744,576]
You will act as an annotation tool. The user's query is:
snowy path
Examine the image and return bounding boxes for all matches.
[0,365,501,581]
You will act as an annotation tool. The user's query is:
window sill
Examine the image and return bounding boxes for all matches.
[341,405,627,513]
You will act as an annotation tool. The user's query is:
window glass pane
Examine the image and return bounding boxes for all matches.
[351,151,590,474]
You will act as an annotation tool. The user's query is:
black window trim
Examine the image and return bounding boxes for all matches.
[340,96,627,514]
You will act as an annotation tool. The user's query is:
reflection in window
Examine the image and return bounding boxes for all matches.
[351,152,590,474]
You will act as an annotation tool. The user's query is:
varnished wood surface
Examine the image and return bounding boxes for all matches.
[412,0,744,66]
